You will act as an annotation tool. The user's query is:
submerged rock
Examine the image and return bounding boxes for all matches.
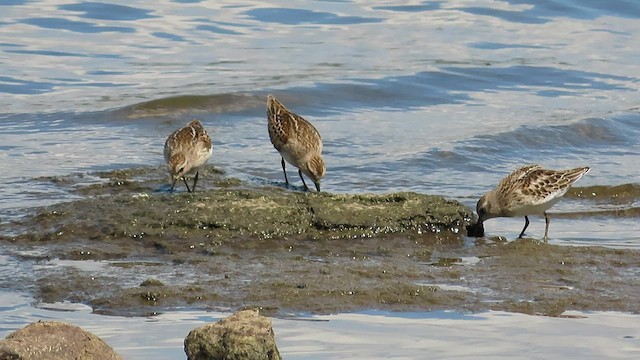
[0,321,122,360]
[184,309,281,360]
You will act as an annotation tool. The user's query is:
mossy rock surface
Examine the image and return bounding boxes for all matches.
[5,171,638,319]
[4,187,473,244]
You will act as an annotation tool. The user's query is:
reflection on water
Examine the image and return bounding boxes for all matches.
[0,0,638,243]
[0,292,639,359]
[1,0,640,112]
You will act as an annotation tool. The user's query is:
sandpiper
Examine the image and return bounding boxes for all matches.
[164,119,212,192]
[474,164,590,242]
[267,95,326,191]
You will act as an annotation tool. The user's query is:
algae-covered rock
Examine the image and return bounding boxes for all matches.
[184,309,281,360]
[2,173,640,319]
[0,321,122,360]
[308,192,472,236]
[0,177,478,316]
[1,187,474,244]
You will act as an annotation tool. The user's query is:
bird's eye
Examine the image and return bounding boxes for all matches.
[178,167,184,174]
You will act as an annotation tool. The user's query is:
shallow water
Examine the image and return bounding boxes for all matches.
[1,293,639,359]
[1,0,640,357]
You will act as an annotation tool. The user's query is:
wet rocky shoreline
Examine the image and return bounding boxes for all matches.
[1,309,282,360]
[1,167,639,318]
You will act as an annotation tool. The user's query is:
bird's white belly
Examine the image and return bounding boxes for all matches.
[280,148,302,169]
[189,147,213,173]
[508,197,562,216]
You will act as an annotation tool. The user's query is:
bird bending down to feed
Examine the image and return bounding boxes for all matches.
[471,164,590,242]
[266,95,326,192]
[164,119,212,192]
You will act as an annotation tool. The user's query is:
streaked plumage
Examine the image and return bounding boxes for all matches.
[267,95,325,191]
[164,119,212,192]
[476,164,590,242]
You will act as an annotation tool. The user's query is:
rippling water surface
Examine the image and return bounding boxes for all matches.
[1,0,640,357]
[1,292,639,360]
[2,0,639,242]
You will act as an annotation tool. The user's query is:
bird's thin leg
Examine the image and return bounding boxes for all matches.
[281,158,289,186]
[298,169,309,191]
[518,216,530,238]
[543,212,550,243]
[192,171,199,192]
[182,176,192,193]
[170,179,177,193]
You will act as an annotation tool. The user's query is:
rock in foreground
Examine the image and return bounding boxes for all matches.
[0,321,122,360]
[184,309,281,360]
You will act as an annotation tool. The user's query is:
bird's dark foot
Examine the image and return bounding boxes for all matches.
[466,222,485,237]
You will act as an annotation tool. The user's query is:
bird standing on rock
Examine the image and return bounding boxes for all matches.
[164,119,212,193]
[267,95,326,192]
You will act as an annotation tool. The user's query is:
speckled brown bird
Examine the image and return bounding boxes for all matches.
[267,95,325,192]
[476,164,590,242]
[164,119,212,192]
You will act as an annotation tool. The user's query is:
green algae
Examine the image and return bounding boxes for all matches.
[3,186,472,245]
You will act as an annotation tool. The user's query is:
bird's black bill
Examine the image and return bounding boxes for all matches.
[466,221,485,237]
[182,176,192,193]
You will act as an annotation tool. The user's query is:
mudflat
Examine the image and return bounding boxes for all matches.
[1,168,638,317]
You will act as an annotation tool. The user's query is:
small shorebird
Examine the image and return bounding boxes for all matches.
[267,95,326,191]
[164,119,212,192]
[475,164,590,242]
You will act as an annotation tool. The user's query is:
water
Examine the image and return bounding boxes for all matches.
[1,0,640,357]
[1,293,639,359]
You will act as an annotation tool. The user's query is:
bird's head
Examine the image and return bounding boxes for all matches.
[301,154,326,192]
